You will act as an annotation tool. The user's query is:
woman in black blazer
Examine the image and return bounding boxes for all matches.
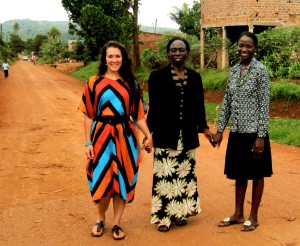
[146,37,213,232]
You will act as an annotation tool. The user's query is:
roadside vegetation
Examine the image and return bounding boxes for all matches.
[71,60,300,147]
[1,1,299,147]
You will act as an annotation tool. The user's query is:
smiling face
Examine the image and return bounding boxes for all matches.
[169,40,189,66]
[105,47,122,73]
[237,35,257,64]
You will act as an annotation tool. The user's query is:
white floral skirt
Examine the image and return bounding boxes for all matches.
[150,133,200,227]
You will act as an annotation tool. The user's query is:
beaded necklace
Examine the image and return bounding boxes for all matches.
[171,63,188,87]
[236,65,253,88]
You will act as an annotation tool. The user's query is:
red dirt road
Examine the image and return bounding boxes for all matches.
[0,60,299,246]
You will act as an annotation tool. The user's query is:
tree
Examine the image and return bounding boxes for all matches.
[62,0,135,63]
[38,27,67,63]
[25,34,48,56]
[13,22,20,34]
[133,0,141,68]
[170,1,200,38]
[48,27,61,40]
[8,33,25,56]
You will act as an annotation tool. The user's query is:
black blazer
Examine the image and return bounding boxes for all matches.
[146,64,209,150]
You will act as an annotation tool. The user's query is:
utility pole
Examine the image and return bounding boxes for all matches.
[154,19,157,33]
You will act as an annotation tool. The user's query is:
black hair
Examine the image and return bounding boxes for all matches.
[238,31,258,47]
[166,37,190,53]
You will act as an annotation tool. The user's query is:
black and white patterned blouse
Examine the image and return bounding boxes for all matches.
[217,58,270,138]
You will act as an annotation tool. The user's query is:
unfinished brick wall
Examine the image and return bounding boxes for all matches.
[201,0,300,28]
[139,32,162,52]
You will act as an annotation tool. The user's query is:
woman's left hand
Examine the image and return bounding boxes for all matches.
[252,137,264,157]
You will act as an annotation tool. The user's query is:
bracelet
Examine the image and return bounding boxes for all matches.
[85,141,93,147]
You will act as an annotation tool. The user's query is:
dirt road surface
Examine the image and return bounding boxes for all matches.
[0,60,299,246]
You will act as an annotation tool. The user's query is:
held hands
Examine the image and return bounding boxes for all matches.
[212,131,223,148]
[142,133,153,153]
[204,128,218,147]
[204,129,223,148]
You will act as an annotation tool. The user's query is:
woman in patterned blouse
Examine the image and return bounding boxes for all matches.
[213,31,272,231]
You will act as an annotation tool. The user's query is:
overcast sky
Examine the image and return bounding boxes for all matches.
[0,0,196,29]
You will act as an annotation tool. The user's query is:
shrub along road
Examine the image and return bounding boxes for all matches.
[0,60,299,245]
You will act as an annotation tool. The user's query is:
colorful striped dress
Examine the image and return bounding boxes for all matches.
[78,76,146,204]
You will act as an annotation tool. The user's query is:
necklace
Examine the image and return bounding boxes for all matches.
[236,65,252,88]
[171,63,188,87]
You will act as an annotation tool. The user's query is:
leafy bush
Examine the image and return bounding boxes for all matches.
[256,27,300,78]
[288,62,300,78]
[135,66,151,84]
[140,48,160,69]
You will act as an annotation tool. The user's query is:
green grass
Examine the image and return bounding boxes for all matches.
[270,82,300,101]
[269,118,300,147]
[71,61,98,82]
[199,68,230,92]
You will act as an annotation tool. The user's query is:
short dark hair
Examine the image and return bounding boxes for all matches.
[166,37,190,53]
[238,31,258,47]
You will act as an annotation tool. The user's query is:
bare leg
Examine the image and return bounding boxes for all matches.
[97,196,111,221]
[233,178,248,220]
[249,178,264,223]
[91,196,111,236]
[218,179,247,226]
[112,195,126,239]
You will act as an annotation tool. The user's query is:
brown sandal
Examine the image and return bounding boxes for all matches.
[112,225,126,240]
[90,221,105,237]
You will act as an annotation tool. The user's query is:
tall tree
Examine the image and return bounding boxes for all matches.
[62,0,134,63]
[170,1,200,38]
[13,22,20,34]
[48,27,61,40]
[133,0,141,69]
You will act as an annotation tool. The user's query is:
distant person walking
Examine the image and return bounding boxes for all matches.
[2,61,9,79]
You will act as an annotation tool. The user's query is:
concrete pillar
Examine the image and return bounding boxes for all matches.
[249,24,254,33]
[200,28,205,69]
[222,26,227,69]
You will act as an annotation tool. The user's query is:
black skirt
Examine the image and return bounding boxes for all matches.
[224,132,273,180]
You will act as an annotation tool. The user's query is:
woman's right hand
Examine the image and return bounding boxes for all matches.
[85,145,94,159]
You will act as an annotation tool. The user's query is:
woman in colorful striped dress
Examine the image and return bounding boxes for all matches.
[78,41,153,240]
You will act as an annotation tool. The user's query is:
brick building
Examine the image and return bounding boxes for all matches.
[200,0,300,68]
